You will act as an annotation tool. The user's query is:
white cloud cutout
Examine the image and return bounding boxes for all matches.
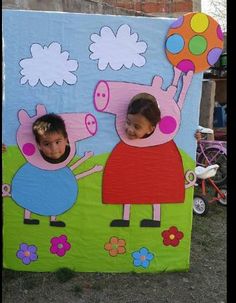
[89,24,148,70]
[19,42,79,87]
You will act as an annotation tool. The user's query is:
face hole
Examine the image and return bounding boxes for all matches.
[39,143,71,164]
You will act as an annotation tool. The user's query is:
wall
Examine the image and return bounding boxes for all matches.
[2,0,146,15]
[98,0,201,16]
[2,0,202,16]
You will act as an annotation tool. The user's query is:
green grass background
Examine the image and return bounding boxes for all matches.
[2,146,195,273]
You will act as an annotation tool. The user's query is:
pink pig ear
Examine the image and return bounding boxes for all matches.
[36,104,47,116]
[18,104,47,124]
[18,109,30,124]
[151,75,163,89]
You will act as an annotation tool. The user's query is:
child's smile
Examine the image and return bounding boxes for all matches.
[125,113,155,139]
[38,132,68,160]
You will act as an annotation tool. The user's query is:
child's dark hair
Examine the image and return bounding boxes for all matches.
[32,113,68,144]
[127,93,161,127]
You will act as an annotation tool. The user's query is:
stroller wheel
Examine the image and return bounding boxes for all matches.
[193,194,209,216]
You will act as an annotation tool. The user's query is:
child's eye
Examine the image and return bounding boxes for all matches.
[135,125,141,130]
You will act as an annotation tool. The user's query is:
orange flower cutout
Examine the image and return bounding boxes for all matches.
[104,236,126,257]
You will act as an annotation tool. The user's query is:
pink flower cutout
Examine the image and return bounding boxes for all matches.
[50,234,71,257]
[162,226,184,247]
[104,236,126,257]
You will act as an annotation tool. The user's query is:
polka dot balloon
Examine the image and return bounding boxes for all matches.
[165,12,224,73]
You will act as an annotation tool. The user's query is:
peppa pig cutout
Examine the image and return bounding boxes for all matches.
[8,104,103,227]
[94,67,195,227]
[2,10,223,273]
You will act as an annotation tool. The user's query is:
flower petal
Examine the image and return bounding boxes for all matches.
[104,243,112,250]
[170,226,178,233]
[117,247,126,254]
[171,239,180,247]
[16,251,24,259]
[161,231,169,237]
[163,238,171,246]
[134,259,142,267]
[109,249,118,256]
[146,253,154,261]
[60,235,67,243]
[132,251,141,259]
[110,237,118,245]
[57,248,66,257]
[22,256,31,265]
[51,237,59,245]
[20,243,28,251]
[64,242,71,251]
[28,245,37,253]
[176,231,184,239]
[30,253,38,261]
[117,239,126,246]
[140,247,148,256]
[50,245,58,254]
[142,260,150,268]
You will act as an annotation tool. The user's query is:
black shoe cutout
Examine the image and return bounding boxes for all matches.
[140,219,161,227]
[24,219,40,225]
[110,219,130,227]
[50,221,66,227]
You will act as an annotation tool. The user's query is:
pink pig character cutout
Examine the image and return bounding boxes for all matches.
[6,104,103,227]
[94,67,195,227]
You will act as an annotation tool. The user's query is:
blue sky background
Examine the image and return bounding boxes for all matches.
[2,10,203,159]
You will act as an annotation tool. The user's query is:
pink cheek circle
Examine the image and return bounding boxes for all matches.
[22,143,36,156]
[159,116,177,134]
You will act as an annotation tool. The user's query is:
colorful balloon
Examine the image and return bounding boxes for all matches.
[165,12,224,73]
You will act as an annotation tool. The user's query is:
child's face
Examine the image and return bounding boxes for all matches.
[37,131,68,160]
[125,114,155,140]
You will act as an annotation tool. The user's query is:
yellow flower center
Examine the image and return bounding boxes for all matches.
[169,234,175,240]
[24,251,30,257]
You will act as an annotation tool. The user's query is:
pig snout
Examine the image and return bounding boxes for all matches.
[85,114,97,135]
[93,81,109,112]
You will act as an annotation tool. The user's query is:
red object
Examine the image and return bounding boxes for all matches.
[162,226,184,247]
[214,128,227,141]
[103,140,185,204]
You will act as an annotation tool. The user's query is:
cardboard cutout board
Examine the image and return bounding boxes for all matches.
[2,10,223,272]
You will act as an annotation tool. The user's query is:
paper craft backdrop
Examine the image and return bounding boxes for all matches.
[2,10,223,272]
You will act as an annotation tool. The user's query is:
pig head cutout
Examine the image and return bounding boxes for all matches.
[94,67,193,146]
[17,104,97,170]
